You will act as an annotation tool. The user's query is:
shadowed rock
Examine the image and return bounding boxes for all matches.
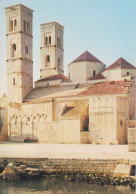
[0,163,20,180]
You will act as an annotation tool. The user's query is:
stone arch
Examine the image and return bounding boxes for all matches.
[43,114,48,121]
[9,116,15,125]
[38,114,43,122]
[26,115,32,125]
[16,115,22,125]
[15,116,18,125]
[21,115,27,125]
[32,115,37,123]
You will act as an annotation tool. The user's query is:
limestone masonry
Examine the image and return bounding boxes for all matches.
[0,4,136,146]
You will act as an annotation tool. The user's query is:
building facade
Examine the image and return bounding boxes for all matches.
[0,4,135,144]
[5,4,33,103]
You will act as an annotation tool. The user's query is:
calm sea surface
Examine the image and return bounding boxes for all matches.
[0,178,135,194]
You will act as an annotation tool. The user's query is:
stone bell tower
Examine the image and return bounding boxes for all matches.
[40,22,64,78]
[5,4,33,103]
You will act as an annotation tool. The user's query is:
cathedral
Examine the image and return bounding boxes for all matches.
[0,4,135,144]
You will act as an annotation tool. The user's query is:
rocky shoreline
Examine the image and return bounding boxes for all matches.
[0,161,135,190]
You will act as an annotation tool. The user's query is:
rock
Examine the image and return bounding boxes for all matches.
[8,163,14,167]
[0,166,19,180]
[20,165,27,169]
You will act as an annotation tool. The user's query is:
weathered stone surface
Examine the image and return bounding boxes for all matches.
[0,165,19,180]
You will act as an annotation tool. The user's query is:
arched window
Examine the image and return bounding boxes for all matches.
[57,37,61,47]
[14,19,17,31]
[10,20,13,31]
[127,72,129,75]
[25,46,29,58]
[24,20,26,32]
[27,22,29,33]
[12,44,16,57]
[93,70,96,77]
[25,46,29,55]
[49,36,51,45]
[58,58,61,68]
[45,37,48,45]
[46,55,50,67]
[13,78,15,86]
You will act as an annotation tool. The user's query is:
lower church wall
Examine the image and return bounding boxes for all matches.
[9,119,80,144]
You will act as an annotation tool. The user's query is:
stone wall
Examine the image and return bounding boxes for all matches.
[116,97,127,144]
[8,102,81,143]
[128,128,136,152]
[102,69,121,81]
[0,158,133,176]
[68,61,105,83]
[128,82,136,119]
[89,96,117,144]
[0,96,8,141]
[89,95,128,144]
[0,109,8,141]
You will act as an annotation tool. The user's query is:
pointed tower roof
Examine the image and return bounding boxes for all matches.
[103,57,135,72]
[68,51,102,66]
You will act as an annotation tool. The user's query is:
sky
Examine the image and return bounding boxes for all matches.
[0,0,136,96]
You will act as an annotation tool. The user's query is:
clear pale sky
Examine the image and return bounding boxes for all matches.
[0,0,136,96]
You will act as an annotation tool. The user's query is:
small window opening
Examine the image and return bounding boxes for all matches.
[13,78,15,86]
[12,44,16,57]
[27,22,29,33]
[10,20,13,31]
[25,46,29,55]
[14,19,17,31]
[127,72,129,75]
[49,36,51,45]
[24,20,26,32]
[45,37,48,45]
[93,70,96,77]
[120,120,123,127]
[58,58,61,68]
[57,37,61,47]
[46,55,50,67]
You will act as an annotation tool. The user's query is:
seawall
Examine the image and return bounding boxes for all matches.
[0,157,135,176]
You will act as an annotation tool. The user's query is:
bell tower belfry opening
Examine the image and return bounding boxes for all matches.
[40,22,64,78]
[5,4,33,103]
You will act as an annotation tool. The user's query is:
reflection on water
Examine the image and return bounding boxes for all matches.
[0,178,135,194]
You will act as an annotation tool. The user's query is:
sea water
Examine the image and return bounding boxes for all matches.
[0,178,135,194]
